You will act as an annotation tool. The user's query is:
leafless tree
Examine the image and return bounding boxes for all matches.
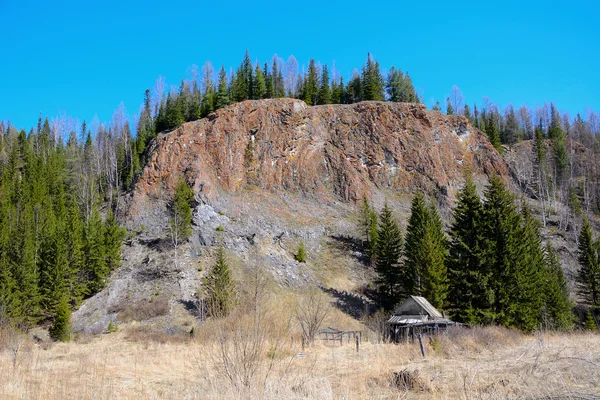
[202,61,214,95]
[285,55,298,97]
[449,85,465,116]
[295,291,330,345]
[151,76,166,118]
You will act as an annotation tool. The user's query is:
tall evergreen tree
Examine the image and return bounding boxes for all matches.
[481,175,522,326]
[302,59,319,106]
[374,203,404,310]
[361,54,384,101]
[252,64,267,100]
[576,217,600,310]
[404,192,448,309]
[447,175,493,324]
[543,243,574,330]
[215,65,230,110]
[317,65,331,105]
[204,244,235,317]
[170,178,195,248]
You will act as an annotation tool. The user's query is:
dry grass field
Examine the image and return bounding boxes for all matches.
[1,320,599,400]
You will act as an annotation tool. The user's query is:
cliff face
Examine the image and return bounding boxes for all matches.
[128,98,507,224]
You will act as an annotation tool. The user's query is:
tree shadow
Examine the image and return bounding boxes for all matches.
[328,234,370,266]
[322,287,377,320]
[139,237,173,252]
[179,299,205,320]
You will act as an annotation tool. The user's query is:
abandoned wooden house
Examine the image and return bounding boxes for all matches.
[388,295,461,343]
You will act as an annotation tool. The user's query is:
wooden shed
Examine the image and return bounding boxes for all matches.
[388,296,461,343]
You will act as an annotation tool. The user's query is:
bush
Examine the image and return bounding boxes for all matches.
[295,241,307,263]
[107,321,118,333]
[117,298,170,322]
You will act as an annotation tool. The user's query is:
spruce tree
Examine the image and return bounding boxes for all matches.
[481,175,522,326]
[215,65,230,110]
[404,192,448,309]
[361,54,384,101]
[375,203,404,310]
[446,98,454,115]
[404,192,429,295]
[302,59,319,106]
[253,64,267,100]
[318,65,331,105]
[49,295,71,342]
[204,244,235,317]
[514,205,546,332]
[170,178,195,247]
[84,207,107,294]
[359,196,378,262]
[447,175,493,324]
[103,210,126,274]
[543,243,574,330]
[576,217,600,310]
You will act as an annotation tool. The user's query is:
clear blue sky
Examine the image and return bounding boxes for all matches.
[1,0,598,131]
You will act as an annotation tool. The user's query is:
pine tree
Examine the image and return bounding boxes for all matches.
[359,196,378,261]
[49,295,71,342]
[514,205,546,332]
[295,241,307,263]
[65,201,85,305]
[103,210,125,274]
[375,203,404,310]
[481,175,522,326]
[302,59,319,106]
[215,65,230,110]
[317,65,331,105]
[331,77,344,104]
[485,112,502,153]
[204,244,235,317]
[252,64,267,100]
[585,311,597,330]
[446,98,454,115]
[170,178,195,248]
[84,206,107,294]
[404,192,448,309]
[447,175,493,324]
[543,243,574,330]
[576,217,600,310]
[361,54,384,101]
[404,192,429,296]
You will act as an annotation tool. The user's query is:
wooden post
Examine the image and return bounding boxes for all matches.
[302,336,305,351]
[418,333,425,358]
[355,334,359,353]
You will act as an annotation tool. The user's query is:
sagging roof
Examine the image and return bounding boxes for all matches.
[409,296,443,319]
[388,296,445,324]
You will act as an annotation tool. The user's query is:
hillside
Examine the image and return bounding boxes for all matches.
[75,98,511,331]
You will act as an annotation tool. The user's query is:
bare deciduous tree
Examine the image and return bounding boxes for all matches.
[449,85,465,116]
[285,55,298,97]
[295,291,330,345]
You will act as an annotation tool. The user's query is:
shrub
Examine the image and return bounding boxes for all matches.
[295,241,307,263]
[107,321,118,333]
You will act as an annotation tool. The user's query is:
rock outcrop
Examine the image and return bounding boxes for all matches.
[128,98,507,230]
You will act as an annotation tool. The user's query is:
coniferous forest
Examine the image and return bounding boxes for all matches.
[1,51,600,334]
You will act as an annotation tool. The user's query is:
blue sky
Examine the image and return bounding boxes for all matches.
[1,0,598,131]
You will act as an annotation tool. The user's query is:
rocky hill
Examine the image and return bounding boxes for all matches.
[76,99,512,332]
[126,98,507,233]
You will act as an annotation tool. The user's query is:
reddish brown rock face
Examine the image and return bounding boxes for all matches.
[129,98,507,219]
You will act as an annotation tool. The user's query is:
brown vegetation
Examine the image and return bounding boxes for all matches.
[2,297,599,399]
